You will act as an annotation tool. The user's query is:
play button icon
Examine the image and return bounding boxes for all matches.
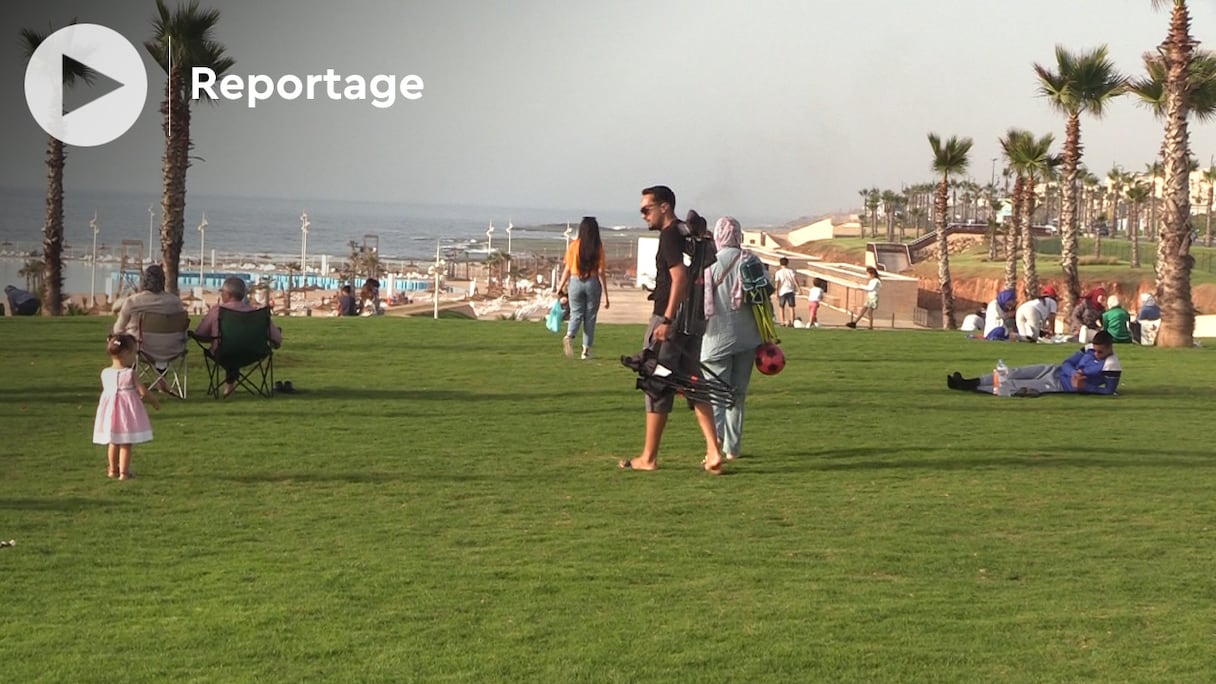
[24,24,148,147]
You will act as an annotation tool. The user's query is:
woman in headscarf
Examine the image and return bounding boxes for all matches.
[982,288,1017,340]
[1133,292,1162,345]
[700,216,762,462]
[1070,286,1107,342]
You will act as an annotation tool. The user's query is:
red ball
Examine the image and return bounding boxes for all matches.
[755,343,785,375]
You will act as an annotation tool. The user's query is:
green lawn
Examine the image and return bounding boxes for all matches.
[3,317,1215,682]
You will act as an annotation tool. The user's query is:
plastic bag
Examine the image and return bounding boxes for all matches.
[545,299,564,333]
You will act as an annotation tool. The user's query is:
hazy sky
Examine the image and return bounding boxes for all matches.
[4,0,1216,224]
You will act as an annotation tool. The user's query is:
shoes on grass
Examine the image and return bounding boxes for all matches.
[563,337,573,358]
[580,347,591,360]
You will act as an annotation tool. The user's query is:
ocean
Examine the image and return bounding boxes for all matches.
[0,186,649,294]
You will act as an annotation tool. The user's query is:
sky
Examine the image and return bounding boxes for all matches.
[4,0,1216,225]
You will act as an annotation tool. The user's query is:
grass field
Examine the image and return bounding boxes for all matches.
[3,316,1215,682]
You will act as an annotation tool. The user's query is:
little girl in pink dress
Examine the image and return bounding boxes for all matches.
[93,334,160,480]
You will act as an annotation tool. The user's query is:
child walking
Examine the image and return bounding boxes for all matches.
[93,334,160,480]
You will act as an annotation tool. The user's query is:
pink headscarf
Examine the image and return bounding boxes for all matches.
[705,216,747,317]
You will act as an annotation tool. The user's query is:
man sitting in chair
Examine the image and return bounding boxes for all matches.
[194,277,282,397]
[113,265,187,386]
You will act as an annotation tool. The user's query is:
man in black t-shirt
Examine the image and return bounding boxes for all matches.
[618,185,727,474]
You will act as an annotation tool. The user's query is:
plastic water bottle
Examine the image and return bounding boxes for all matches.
[994,359,1010,397]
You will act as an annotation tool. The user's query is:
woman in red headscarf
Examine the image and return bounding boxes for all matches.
[1070,286,1107,342]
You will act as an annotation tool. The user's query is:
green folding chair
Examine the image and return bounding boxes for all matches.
[190,307,276,398]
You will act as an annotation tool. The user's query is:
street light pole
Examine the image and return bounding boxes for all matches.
[90,211,99,310]
[300,211,310,288]
[429,244,447,320]
[198,213,208,289]
[486,221,495,252]
[506,218,513,257]
[991,157,997,187]
[147,204,155,263]
[563,222,572,249]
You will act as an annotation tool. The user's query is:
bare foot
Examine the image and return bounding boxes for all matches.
[703,453,725,474]
[118,471,135,480]
[618,458,657,471]
[107,469,119,479]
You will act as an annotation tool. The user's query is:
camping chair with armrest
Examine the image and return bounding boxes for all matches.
[189,306,276,398]
[137,311,190,399]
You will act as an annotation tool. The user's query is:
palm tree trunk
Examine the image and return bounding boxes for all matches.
[41,136,65,315]
[1156,1,1197,348]
[1004,175,1023,292]
[1131,203,1141,268]
[1128,200,1138,267]
[1058,112,1082,327]
[936,178,956,329]
[160,63,191,295]
[1021,178,1039,298]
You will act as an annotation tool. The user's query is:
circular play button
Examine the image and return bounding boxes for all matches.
[23,23,148,147]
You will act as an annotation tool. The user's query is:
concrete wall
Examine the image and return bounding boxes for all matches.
[788,218,835,245]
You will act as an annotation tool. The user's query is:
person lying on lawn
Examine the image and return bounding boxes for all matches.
[946,330,1122,396]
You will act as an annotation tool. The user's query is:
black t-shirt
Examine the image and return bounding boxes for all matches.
[652,220,687,316]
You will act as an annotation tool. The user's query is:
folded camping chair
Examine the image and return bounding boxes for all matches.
[189,307,275,398]
[621,346,736,409]
[136,311,190,399]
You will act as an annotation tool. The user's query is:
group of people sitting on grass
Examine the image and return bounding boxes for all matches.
[971,284,1161,346]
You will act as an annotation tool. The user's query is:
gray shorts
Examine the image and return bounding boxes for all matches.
[643,314,704,413]
[779,292,796,308]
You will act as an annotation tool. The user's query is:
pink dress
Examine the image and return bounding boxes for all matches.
[92,367,153,445]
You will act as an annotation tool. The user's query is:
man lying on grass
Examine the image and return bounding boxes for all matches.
[947,330,1122,397]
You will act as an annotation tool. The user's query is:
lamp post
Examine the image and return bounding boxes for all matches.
[198,213,208,288]
[991,157,997,187]
[90,211,99,309]
[300,211,310,288]
[563,222,572,249]
[428,251,447,320]
[147,204,155,263]
[505,218,513,256]
[486,221,495,252]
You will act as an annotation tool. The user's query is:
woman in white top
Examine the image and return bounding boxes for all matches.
[845,267,882,329]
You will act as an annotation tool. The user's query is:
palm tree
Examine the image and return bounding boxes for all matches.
[20,23,95,315]
[1007,131,1057,298]
[1034,44,1127,326]
[1126,181,1151,267]
[865,188,881,238]
[987,196,1004,261]
[1127,3,1216,346]
[144,0,234,294]
[881,190,899,241]
[999,129,1027,292]
[1145,160,1164,240]
[1202,164,1216,246]
[928,133,972,329]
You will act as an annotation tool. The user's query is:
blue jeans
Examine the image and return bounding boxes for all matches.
[701,348,756,457]
[566,277,602,348]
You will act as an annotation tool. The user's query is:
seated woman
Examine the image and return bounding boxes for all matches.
[982,288,1016,340]
[947,330,1122,396]
[1101,294,1133,343]
[359,278,381,315]
[1133,292,1162,345]
[1070,286,1106,342]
